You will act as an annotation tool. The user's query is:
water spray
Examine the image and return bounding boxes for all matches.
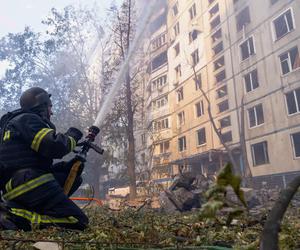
[93,0,159,128]
[64,0,158,193]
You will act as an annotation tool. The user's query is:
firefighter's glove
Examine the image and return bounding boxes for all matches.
[66,127,83,143]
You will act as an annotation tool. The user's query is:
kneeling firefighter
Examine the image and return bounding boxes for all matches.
[0,87,88,231]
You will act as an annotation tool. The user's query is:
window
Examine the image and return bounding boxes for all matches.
[189,30,199,43]
[209,3,219,19]
[174,22,180,36]
[178,136,187,152]
[197,128,206,145]
[240,37,255,60]
[153,96,168,110]
[211,29,222,43]
[219,116,231,128]
[214,56,225,71]
[216,85,227,99]
[191,49,199,66]
[213,41,223,56]
[215,70,226,84]
[154,118,169,131]
[178,111,185,126]
[279,47,300,75]
[151,51,168,71]
[251,141,269,166]
[236,7,250,32]
[189,3,197,19]
[152,75,167,90]
[174,43,180,57]
[160,141,170,154]
[194,74,202,90]
[221,131,232,143]
[291,132,300,158]
[210,15,221,30]
[218,100,229,113]
[172,2,179,16]
[195,101,204,117]
[248,104,264,128]
[244,69,259,92]
[175,64,182,79]
[285,87,300,115]
[151,33,166,50]
[177,87,184,102]
[273,9,294,40]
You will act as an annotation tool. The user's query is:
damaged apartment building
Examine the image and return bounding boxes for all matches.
[134,0,300,188]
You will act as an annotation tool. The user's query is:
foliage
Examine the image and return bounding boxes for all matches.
[200,163,247,225]
[0,206,299,249]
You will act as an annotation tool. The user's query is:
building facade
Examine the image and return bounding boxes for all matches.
[136,0,300,188]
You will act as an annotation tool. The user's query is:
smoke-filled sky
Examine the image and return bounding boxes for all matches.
[0,0,121,76]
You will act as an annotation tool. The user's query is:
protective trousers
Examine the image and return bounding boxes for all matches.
[2,164,88,231]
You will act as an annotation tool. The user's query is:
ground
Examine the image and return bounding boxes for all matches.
[0,206,299,250]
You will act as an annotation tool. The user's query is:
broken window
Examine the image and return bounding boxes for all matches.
[291,132,300,158]
[236,6,250,32]
[279,46,300,75]
[174,22,180,36]
[189,30,199,43]
[218,100,229,113]
[172,2,179,16]
[194,73,202,90]
[240,37,255,60]
[209,3,219,19]
[195,101,204,117]
[216,85,227,99]
[175,64,182,80]
[151,51,167,71]
[244,69,259,92]
[219,116,231,128]
[174,43,180,57]
[210,15,221,30]
[248,104,264,128]
[214,56,225,71]
[212,41,223,56]
[178,111,185,126]
[273,8,294,40]
[215,70,226,84]
[251,141,269,166]
[178,136,187,152]
[221,131,232,143]
[191,49,199,66]
[177,87,184,102]
[285,87,300,115]
[189,3,197,19]
[197,128,206,145]
[211,28,222,44]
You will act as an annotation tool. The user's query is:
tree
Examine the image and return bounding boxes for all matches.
[0,5,116,197]
[104,0,147,199]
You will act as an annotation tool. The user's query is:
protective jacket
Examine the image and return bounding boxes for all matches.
[0,110,87,231]
[0,111,76,182]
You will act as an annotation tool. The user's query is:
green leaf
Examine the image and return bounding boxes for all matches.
[217,163,247,207]
[200,200,224,219]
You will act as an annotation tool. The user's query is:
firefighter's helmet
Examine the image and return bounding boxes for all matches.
[20,87,52,110]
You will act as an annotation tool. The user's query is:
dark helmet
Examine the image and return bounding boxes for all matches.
[20,87,52,110]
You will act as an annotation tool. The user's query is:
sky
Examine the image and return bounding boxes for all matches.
[0,0,119,76]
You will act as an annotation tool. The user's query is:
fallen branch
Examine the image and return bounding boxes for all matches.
[259,175,300,250]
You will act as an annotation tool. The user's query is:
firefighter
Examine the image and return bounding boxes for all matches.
[0,87,88,231]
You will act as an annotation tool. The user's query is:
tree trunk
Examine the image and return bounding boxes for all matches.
[240,96,253,187]
[260,175,300,250]
[126,70,137,199]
